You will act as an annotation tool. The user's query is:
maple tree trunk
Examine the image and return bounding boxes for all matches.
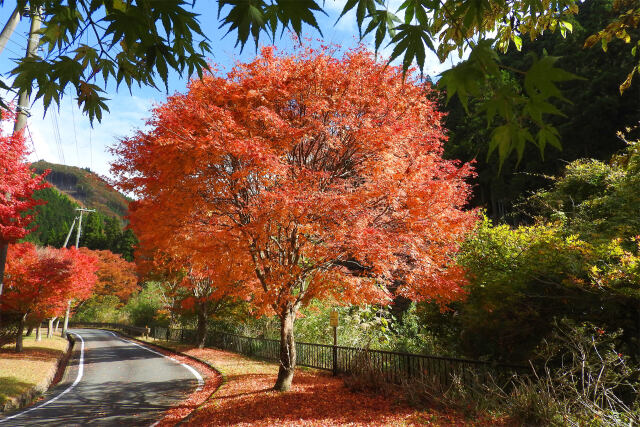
[196,302,208,349]
[36,324,42,341]
[62,301,70,336]
[15,313,26,352]
[0,242,7,296]
[47,318,53,338]
[26,324,34,336]
[54,317,59,333]
[274,306,297,392]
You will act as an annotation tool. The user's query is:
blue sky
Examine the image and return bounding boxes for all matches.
[0,1,453,179]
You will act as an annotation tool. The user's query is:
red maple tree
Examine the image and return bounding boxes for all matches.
[135,239,248,348]
[1,244,98,350]
[0,112,49,295]
[113,45,477,390]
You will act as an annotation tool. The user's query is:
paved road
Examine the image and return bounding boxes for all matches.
[0,329,202,426]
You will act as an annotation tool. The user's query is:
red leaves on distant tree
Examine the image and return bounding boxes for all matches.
[79,248,138,304]
[2,243,70,321]
[113,45,477,390]
[63,247,99,303]
[0,112,49,244]
[1,243,98,350]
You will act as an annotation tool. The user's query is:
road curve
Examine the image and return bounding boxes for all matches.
[0,329,202,426]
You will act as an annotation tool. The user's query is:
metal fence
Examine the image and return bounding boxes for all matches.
[152,326,529,385]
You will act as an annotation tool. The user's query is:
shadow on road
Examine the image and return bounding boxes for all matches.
[3,378,197,426]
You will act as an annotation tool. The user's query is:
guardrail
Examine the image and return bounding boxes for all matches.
[152,326,529,385]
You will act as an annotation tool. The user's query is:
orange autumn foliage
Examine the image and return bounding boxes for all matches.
[79,248,138,304]
[113,45,477,390]
[2,243,98,321]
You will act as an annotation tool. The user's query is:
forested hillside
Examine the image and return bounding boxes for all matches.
[30,161,129,218]
[24,162,136,260]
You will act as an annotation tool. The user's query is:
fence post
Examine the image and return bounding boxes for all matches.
[332,326,338,376]
[330,310,338,376]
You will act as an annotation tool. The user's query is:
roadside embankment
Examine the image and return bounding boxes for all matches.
[140,337,487,426]
[0,334,72,412]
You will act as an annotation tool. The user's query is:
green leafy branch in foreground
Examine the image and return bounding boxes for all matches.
[7,0,211,123]
[3,0,637,166]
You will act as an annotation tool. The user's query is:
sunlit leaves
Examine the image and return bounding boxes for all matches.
[9,0,211,124]
[112,46,477,315]
[438,40,499,111]
[583,2,640,94]
[439,48,581,168]
[523,55,580,101]
[227,0,585,165]
[79,248,138,304]
[2,244,99,321]
[488,123,535,167]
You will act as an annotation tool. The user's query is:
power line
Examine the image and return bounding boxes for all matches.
[25,123,39,160]
[69,89,79,166]
[49,108,65,164]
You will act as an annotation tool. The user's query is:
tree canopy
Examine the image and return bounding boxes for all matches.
[112,45,477,390]
[3,0,638,165]
[0,112,48,245]
[1,243,98,350]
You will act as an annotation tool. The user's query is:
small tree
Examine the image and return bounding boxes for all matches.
[178,266,241,349]
[114,46,477,390]
[2,244,70,351]
[1,244,98,351]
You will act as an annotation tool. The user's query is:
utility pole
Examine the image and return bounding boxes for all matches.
[74,208,94,249]
[0,7,20,56]
[61,208,95,337]
[14,7,41,133]
[63,217,78,248]
[0,6,41,309]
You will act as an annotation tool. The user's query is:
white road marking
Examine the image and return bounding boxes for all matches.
[104,331,205,427]
[105,331,204,391]
[0,332,85,423]
[0,330,203,426]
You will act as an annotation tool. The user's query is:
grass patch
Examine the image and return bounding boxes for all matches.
[0,334,68,405]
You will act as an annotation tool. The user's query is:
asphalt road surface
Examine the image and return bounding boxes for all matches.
[0,329,203,426]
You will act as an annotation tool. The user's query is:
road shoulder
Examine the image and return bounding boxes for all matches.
[110,332,223,427]
[0,334,73,414]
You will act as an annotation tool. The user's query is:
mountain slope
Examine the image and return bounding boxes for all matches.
[30,161,129,220]
[24,162,136,260]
